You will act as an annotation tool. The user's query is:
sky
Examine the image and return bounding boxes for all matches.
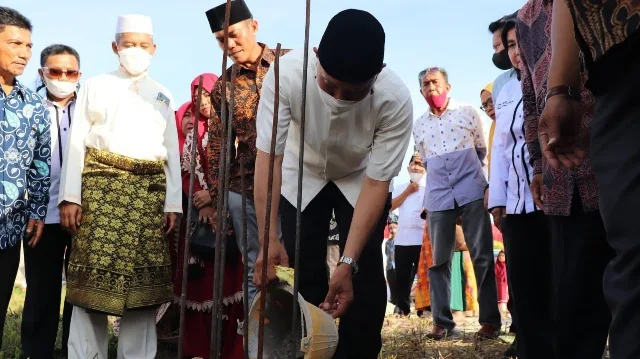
[6,0,521,186]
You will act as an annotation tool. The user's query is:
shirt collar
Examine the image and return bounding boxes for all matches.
[45,93,77,110]
[2,78,28,100]
[424,98,460,118]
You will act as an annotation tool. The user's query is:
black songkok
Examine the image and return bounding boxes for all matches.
[205,0,253,33]
[318,9,385,84]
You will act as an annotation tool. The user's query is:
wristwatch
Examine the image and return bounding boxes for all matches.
[338,256,359,274]
[545,85,581,103]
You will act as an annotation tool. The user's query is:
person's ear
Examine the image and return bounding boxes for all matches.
[112,41,119,56]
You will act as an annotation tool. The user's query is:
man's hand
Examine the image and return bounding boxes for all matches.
[60,201,82,235]
[198,206,215,224]
[193,190,212,209]
[530,174,545,210]
[253,239,289,287]
[491,207,507,232]
[484,187,489,210]
[25,219,45,248]
[164,212,177,236]
[407,182,419,194]
[539,95,584,170]
[320,263,354,319]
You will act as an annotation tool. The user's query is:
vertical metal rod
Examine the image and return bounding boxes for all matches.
[178,76,204,359]
[210,1,233,358]
[240,159,250,359]
[214,65,237,358]
[257,42,282,359]
[291,1,311,358]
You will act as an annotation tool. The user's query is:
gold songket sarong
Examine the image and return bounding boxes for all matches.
[66,148,173,316]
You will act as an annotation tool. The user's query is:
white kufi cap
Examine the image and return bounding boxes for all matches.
[115,14,154,35]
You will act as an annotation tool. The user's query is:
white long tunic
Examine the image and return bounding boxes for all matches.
[58,69,182,213]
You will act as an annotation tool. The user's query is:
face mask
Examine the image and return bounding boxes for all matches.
[409,172,424,183]
[118,47,152,76]
[317,81,360,110]
[426,91,448,109]
[492,50,513,71]
[43,77,77,99]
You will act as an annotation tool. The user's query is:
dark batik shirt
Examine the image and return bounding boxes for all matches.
[567,0,640,65]
[207,43,290,203]
[517,0,599,216]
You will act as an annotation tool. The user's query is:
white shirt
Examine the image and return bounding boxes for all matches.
[59,69,182,213]
[391,178,426,246]
[45,97,75,224]
[413,99,488,211]
[488,76,536,214]
[256,49,413,210]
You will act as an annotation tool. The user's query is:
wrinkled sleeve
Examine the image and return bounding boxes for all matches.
[59,81,92,206]
[163,105,182,213]
[27,106,52,221]
[471,106,488,163]
[207,79,225,205]
[255,63,292,156]
[488,119,508,209]
[413,117,428,169]
[367,95,413,182]
[519,44,543,175]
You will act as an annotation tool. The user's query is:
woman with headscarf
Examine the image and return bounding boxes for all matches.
[172,73,244,359]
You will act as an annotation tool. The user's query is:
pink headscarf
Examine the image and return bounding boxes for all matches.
[190,73,219,140]
[175,101,193,157]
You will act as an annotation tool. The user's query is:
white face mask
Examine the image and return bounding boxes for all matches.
[43,77,77,99]
[409,172,424,183]
[118,47,152,76]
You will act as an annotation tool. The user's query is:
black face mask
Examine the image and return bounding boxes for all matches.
[492,49,513,71]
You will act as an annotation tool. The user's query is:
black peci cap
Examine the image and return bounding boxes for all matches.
[318,9,385,84]
[205,0,253,33]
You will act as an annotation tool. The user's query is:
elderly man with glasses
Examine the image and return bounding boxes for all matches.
[413,66,501,341]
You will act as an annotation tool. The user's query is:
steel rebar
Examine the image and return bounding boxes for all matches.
[210,1,233,357]
[178,75,204,359]
[257,42,282,359]
[213,64,237,358]
[291,1,312,358]
[240,159,249,359]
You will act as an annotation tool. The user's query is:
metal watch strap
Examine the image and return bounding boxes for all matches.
[339,256,359,274]
[546,86,581,102]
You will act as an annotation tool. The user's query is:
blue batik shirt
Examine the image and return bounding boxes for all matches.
[0,79,51,250]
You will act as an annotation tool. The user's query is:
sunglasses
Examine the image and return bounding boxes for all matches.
[481,99,494,112]
[418,67,445,85]
[42,67,80,81]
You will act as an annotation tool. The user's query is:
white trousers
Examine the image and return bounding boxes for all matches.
[68,307,157,359]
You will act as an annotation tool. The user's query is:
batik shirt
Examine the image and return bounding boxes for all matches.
[0,80,51,250]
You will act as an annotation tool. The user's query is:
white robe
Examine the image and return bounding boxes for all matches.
[58,68,182,213]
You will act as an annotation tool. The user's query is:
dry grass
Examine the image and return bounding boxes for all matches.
[3,286,512,358]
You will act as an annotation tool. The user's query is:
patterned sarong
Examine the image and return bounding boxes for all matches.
[66,148,173,316]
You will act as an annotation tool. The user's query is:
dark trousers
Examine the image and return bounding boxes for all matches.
[549,195,613,359]
[589,34,640,359]
[0,241,21,349]
[394,245,421,315]
[280,183,389,359]
[386,268,397,305]
[501,211,554,359]
[427,199,501,330]
[22,224,73,358]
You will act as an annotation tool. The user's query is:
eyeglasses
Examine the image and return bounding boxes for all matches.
[481,99,494,111]
[418,67,445,85]
[42,67,80,81]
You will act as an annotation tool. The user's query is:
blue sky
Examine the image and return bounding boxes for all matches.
[7,0,520,185]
